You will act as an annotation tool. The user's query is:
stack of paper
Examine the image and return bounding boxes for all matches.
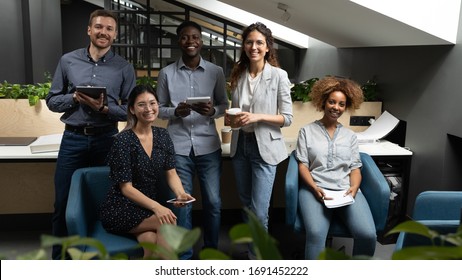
[29,134,62,154]
[323,189,355,208]
[356,111,400,144]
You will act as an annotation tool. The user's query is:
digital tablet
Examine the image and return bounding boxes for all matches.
[166,198,196,204]
[76,86,107,99]
[185,96,210,105]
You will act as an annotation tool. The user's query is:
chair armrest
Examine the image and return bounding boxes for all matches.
[65,168,89,237]
[414,191,462,220]
[417,219,461,234]
[285,151,299,226]
[359,152,390,232]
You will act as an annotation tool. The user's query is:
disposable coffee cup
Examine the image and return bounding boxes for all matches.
[227,108,242,130]
[221,127,232,144]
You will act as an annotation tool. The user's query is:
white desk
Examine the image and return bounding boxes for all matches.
[0,145,58,160]
[359,140,412,156]
[0,138,411,160]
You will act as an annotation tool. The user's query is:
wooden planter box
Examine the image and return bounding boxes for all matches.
[0,99,63,137]
[215,101,382,142]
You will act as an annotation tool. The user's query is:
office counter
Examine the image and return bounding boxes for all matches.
[0,139,412,219]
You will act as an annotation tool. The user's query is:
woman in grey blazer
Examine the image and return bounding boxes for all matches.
[228,22,293,237]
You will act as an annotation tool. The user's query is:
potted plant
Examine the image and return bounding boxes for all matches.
[0,72,52,106]
[290,77,318,103]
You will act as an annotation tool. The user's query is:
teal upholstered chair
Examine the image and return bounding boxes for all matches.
[394,190,462,250]
[65,166,143,258]
[285,151,390,238]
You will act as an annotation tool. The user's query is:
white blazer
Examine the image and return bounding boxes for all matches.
[230,63,293,165]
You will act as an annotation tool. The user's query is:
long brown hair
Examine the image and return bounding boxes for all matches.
[229,22,280,90]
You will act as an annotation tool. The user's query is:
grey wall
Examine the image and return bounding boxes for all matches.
[0,0,101,84]
[61,0,101,54]
[298,11,462,214]
[0,0,61,84]
[30,0,63,82]
[1,0,26,83]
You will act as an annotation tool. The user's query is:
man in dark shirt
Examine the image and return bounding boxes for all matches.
[46,9,136,259]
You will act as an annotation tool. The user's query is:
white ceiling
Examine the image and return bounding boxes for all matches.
[88,0,461,48]
[211,0,461,48]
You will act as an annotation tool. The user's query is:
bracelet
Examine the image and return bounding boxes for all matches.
[98,105,105,112]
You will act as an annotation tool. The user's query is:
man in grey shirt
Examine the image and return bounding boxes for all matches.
[157,21,229,259]
[46,9,136,259]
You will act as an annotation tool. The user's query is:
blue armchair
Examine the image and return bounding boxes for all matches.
[285,151,390,238]
[65,166,143,258]
[395,190,462,250]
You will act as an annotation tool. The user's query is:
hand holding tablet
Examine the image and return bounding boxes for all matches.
[185,96,211,105]
[76,86,107,99]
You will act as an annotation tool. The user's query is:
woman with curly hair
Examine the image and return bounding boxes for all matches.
[295,76,376,259]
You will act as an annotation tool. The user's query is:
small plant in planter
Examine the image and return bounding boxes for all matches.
[361,77,380,102]
[290,76,381,103]
[0,80,51,106]
[0,72,52,106]
[290,77,318,103]
[0,74,160,107]
[136,75,157,90]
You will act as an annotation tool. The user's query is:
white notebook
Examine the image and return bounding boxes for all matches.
[323,189,355,208]
[29,134,62,154]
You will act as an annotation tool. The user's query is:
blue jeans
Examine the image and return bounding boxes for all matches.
[51,128,117,259]
[175,148,222,259]
[231,131,277,231]
[298,185,377,259]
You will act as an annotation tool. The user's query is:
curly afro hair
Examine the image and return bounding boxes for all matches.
[310,76,364,112]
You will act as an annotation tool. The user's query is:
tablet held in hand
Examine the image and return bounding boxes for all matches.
[76,86,107,99]
[185,96,210,105]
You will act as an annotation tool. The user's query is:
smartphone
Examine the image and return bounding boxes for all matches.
[166,198,196,204]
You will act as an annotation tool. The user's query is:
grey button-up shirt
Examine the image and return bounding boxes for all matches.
[157,57,229,156]
[46,48,136,126]
[295,120,362,191]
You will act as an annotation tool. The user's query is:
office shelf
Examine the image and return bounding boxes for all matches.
[372,154,412,244]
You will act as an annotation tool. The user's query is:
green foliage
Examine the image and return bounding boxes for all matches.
[318,220,462,260]
[291,76,380,103]
[0,72,52,106]
[290,77,318,102]
[2,208,282,260]
[201,208,282,260]
[0,74,155,107]
[361,78,380,102]
[0,80,51,106]
[136,76,157,90]
[386,221,462,260]
[5,212,460,260]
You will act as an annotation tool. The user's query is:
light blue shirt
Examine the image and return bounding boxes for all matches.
[295,120,362,191]
[157,57,229,156]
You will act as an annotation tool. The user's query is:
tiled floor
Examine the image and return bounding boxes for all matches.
[0,222,396,260]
